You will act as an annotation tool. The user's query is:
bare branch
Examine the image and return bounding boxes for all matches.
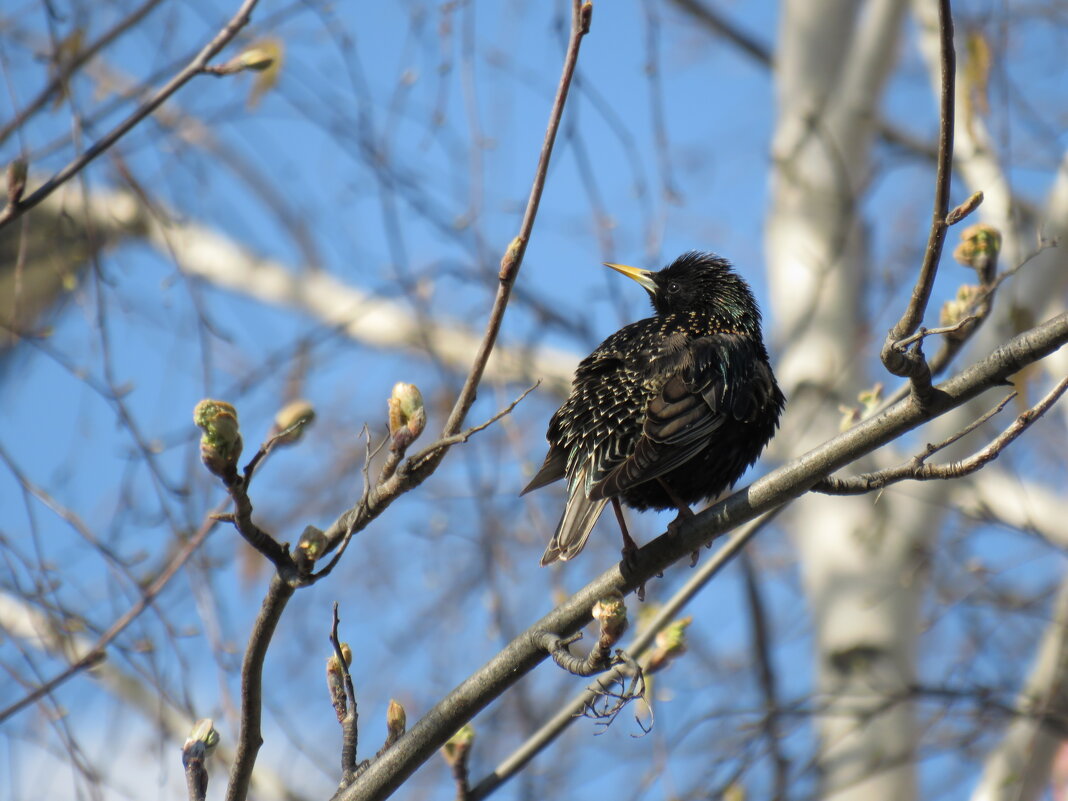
[329,604,360,789]
[0,509,221,725]
[406,383,539,470]
[438,0,592,440]
[224,575,295,801]
[0,0,168,146]
[470,507,785,799]
[0,0,262,230]
[815,376,1067,494]
[314,0,593,564]
[880,0,956,394]
[740,550,790,801]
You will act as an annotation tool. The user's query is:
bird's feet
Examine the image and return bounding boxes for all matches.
[666,505,695,535]
[664,504,698,566]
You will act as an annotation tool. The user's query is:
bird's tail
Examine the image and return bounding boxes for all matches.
[540,491,608,566]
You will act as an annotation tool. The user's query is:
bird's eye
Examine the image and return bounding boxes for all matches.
[667,281,681,294]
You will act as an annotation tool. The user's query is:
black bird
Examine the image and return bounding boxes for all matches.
[523,251,785,565]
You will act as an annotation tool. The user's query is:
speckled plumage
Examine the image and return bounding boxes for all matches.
[523,252,785,565]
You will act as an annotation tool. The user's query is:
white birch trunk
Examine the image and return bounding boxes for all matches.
[767,2,920,799]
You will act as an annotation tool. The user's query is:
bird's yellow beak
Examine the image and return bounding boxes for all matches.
[604,262,658,295]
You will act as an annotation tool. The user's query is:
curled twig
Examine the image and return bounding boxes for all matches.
[534,592,630,677]
[534,631,613,677]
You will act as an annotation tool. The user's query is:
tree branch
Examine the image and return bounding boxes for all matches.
[0,0,262,230]
[880,0,956,394]
[313,0,592,562]
[0,508,221,725]
[469,507,785,799]
[334,313,1068,801]
[815,376,1066,494]
[438,0,592,440]
[224,574,295,801]
[0,0,168,147]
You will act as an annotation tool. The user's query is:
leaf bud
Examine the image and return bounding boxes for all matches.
[193,400,242,480]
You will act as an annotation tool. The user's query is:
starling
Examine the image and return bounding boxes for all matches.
[523,251,785,565]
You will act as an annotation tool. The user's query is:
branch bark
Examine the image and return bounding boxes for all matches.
[334,313,1068,801]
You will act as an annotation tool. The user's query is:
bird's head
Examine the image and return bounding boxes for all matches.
[605,251,762,330]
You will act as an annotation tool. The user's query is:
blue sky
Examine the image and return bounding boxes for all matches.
[2,1,1066,799]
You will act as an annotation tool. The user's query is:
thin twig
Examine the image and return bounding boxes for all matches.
[330,604,360,788]
[308,428,378,583]
[894,317,977,349]
[0,508,222,725]
[407,383,539,470]
[815,377,1067,495]
[448,746,472,801]
[0,0,168,147]
[0,0,262,230]
[438,1,591,441]
[880,0,956,396]
[311,0,591,568]
[739,550,790,800]
[241,415,312,480]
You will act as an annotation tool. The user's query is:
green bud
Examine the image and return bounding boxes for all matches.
[294,525,326,572]
[387,382,426,451]
[185,718,220,752]
[441,723,475,766]
[647,615,692,673]
[236,44,277,72]
[193,400,242,479]
[953,223,1000,284]
[326,645,352,721]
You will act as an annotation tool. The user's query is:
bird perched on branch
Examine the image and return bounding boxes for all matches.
[523,251,785,565]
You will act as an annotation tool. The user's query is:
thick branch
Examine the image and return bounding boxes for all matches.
[334,315,1068,801]
[224,575,295,801]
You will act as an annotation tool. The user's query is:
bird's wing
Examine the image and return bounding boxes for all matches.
[590,333,774,499]
[540,461,610,564]
[525,346,631,561]
[520,446,566,495]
